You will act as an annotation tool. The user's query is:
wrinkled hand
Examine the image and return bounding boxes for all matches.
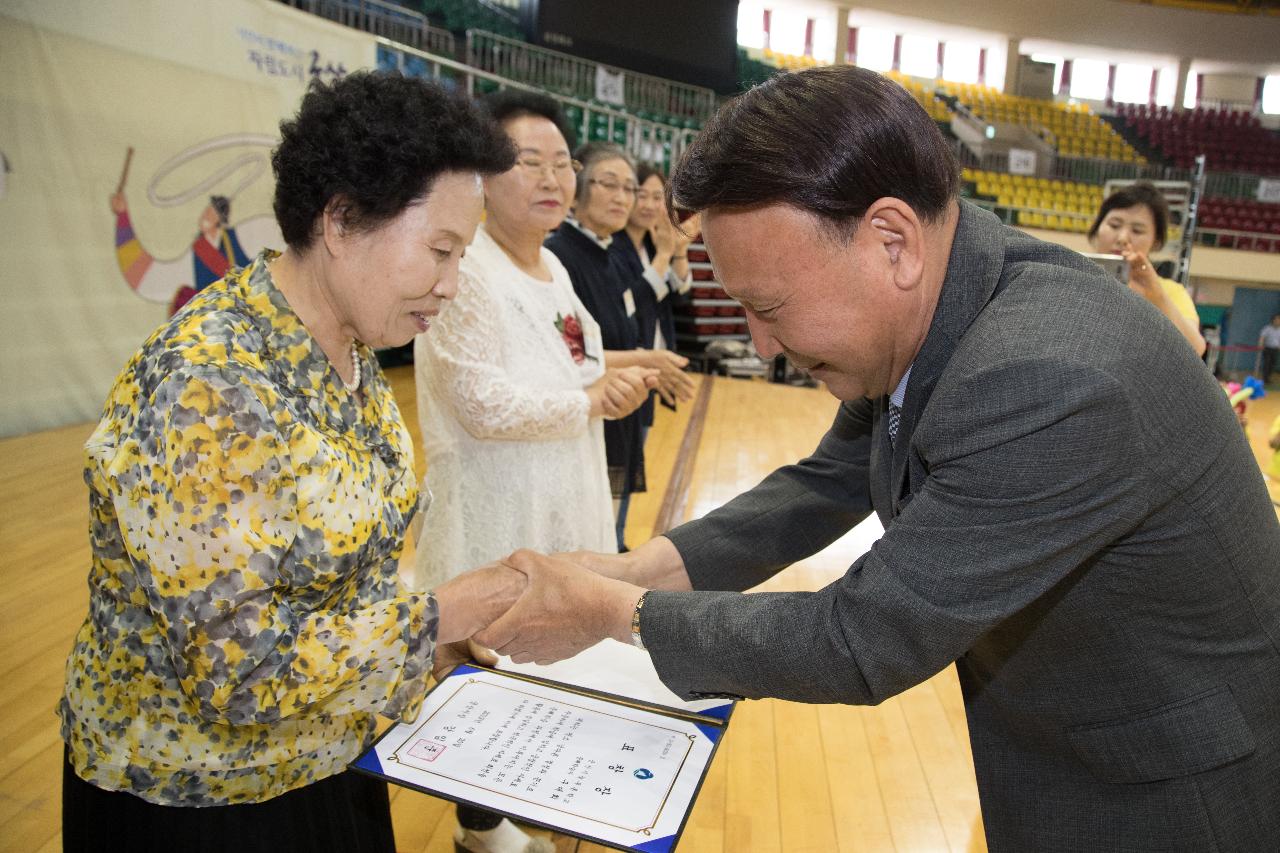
[598,366,659,419]
[650,216,677,261]
[474,550,644,665]
[433,562,528,645]
[432,638,498,682]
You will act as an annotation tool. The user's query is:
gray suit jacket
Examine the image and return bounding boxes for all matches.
[645,202,1280,851]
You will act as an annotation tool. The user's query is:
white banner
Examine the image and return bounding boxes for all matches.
[0,0,377,436]
[594,65,625,106]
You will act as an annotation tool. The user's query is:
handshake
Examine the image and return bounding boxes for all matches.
[429,547,652,680]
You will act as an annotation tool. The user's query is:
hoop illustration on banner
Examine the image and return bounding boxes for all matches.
[109,133,283,314]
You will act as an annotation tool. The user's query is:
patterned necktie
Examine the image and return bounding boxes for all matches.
[888,403,902,449]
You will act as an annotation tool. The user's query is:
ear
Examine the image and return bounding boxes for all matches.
[863,198,925,291]
[321,196,353,258]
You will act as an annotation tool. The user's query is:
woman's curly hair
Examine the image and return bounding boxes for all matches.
[272,72,516,249]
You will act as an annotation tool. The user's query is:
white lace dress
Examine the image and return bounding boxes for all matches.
[412,225,616,591]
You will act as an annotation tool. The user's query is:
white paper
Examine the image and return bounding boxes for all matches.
[368,668,717,849]
[499,638,727,715]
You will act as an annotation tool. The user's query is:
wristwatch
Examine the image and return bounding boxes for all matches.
[630,591,648,650]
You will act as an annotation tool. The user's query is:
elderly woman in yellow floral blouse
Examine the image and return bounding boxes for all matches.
[58,73,519,852]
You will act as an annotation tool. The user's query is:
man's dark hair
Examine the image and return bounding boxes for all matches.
[209,195,230,226]
[1088,182,1170,249]
[272,71,516,250]
[482,88,577,150]
[669,65,959,236]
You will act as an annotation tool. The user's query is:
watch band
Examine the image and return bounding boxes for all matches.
[630,591,648,650]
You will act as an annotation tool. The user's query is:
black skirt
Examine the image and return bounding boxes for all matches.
[62,747,395,853]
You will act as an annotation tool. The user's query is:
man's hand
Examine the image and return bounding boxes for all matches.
[557,537,694,591]
[555,549,635,580]
[475,550,645,665]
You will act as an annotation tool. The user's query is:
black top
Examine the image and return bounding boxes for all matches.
[545,222,646,495]
[610,231,681,361]
[609,233,671,427]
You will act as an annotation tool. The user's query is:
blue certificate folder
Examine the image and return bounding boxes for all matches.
[353,664,735,853]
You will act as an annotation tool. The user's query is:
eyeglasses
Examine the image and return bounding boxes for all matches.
[515,157,582,178]
[588,178,639,198]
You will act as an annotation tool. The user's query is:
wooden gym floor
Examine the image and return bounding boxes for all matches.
[2,368,1278,853]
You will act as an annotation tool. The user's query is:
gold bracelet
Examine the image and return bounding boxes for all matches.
[630,591,648,650]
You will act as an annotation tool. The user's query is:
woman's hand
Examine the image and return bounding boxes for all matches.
[666,212,700,284]
[433,563,528,645]
[1119,244,1207,357]
[1120,247,1165,308]
[432,638,498,682]
[644,350,696,405]
[587,366,658,419]
[650,216,677,261]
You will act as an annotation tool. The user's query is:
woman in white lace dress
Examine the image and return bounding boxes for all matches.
[409,88,656,853]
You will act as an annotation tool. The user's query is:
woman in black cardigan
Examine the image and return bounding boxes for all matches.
[545,143,693,550]
[611,162,699,361]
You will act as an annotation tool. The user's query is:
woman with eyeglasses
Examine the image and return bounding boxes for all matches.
[409,91,656,853]
[545,143,696,550]
[615,163,700,358]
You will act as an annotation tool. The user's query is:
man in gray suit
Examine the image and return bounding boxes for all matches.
[474,66,1280,850]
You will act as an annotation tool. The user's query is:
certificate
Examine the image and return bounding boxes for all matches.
[353,662,733,852]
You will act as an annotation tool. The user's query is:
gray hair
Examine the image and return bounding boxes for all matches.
[572,141,635,205]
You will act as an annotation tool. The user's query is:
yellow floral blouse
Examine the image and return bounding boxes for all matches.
[59,251,435,806]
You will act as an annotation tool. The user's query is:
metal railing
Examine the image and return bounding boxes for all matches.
[968,196,1280,258]
[956,141,1271,202]
[466,30,715,123]
[278,0,456,56]
[376,39,697,173]
[1196,226,1280,251]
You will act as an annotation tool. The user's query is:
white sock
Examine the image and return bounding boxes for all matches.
[463,818,536,853]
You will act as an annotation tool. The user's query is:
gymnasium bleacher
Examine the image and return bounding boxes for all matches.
[1199,195,1280,251]
[964,168,1105,234]
[293,0,1280,259]
[940,81,1144,163]
[1115,103,1280,173]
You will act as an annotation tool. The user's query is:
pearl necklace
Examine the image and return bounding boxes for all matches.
[341,341,361,392]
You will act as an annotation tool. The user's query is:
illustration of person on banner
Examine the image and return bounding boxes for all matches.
[109,144,280,314]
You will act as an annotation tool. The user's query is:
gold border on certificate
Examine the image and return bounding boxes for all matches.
[387,677,698,835]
